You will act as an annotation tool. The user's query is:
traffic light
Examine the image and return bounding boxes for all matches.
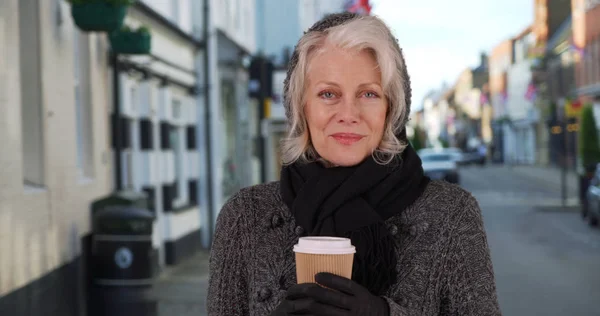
[248,56,274,99]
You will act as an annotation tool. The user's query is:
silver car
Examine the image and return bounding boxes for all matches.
[419,151,460,184]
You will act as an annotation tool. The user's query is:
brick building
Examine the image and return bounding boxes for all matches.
[572,0,600,99]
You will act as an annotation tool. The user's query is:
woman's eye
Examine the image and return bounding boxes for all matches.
[364,91,379,98]
[319,91,335,99]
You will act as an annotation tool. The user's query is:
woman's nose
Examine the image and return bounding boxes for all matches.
[336,98,360,124]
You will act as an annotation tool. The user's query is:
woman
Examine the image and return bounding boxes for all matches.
[208,12,501,316]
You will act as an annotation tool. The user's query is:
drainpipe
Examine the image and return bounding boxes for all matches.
[203,0,214,247]
[112,52,123,191]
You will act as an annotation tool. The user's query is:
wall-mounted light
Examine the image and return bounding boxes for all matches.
[159,76,169,87]
[188,86,200,96]
[551,126,562,134]
[567,123,579,132]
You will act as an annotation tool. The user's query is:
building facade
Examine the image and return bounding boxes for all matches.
[504,26,539,165]
[572,0,600,99]
[542,14,577,167]
[0,0,113,314]
[206,0,258,238]
[112,0,206,267]
[454,65,486,151]
[489,39,514,163]
[530,0,574,167]
[420,87,452,148]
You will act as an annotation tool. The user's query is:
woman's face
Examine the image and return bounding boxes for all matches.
[304,46,387,167]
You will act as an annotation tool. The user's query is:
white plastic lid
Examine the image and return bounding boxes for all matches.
[293,236,356,255]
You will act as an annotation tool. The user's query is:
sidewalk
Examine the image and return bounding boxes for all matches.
[507,164,579,192]
[498,164,580,207]
[150,251,210,316]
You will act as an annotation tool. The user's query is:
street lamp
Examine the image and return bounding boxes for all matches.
[531,48,570,207]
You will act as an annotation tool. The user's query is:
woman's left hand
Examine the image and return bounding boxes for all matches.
[286,272,389,316]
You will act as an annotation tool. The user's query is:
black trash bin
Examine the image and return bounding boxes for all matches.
[92,206,155,285]
[88,191,158,316]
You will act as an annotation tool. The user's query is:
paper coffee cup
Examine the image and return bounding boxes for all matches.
[293,236,356,284]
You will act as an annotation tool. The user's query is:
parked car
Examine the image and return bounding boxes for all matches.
[461,149,486,166]
[584,164,600,227]
[443,147,467,165]
[418,147,465,165]
[419,151,460,184]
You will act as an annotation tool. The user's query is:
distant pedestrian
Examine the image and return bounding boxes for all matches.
[208,12,501,316]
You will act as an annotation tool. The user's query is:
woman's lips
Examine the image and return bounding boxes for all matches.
[330,133,365,145]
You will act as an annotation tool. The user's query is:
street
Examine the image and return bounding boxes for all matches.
[153,165,600,316]
[462,166,600,316]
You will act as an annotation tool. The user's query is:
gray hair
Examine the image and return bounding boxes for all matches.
[281,14,412,165]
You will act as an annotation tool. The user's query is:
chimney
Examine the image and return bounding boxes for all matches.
[480,52,488,69]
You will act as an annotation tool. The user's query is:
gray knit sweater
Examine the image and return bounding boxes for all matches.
[207,180,502,315]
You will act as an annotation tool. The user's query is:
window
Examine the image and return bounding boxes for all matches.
[125,86,138,189]
[19,0,44,187]
[123,151,134,189]
[595,38,600,83]
[586,46,592,86]
[171,99,188,208]
[585,0,600,11]
[171,0,180,25]
[73,29,94,179]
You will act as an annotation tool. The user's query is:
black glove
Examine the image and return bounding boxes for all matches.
[270,283,326,315]
[270,273,389,316]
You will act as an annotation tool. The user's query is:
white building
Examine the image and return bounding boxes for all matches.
[206,0,258,235]
[115,0,205,266]
[0,0,112,313]
[504,30,539,165]
[0,0,217,312]
[421,87,452,148]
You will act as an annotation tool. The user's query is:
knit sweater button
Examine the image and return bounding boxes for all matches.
[399,297,408,306]
[295,226,305,236]
[271,214,283,228]
[409,225,418,236]
[388,224,399,236]
[257,288,272,302]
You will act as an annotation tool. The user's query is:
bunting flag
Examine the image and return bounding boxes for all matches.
[569,40,585,56]
[525,82,537,102]
[345,0,372,15]
[480,92,489,106]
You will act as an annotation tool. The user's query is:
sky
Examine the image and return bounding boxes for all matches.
[371,0,534,111]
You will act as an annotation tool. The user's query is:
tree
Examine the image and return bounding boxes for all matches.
[410,127,424,151]
[578,103,600,172]
[439,137,449,148]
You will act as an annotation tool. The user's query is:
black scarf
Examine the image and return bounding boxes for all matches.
[280,144,430,295]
